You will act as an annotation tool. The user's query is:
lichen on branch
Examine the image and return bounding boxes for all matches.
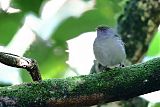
[0,57,160,106]
[118,0,160,63]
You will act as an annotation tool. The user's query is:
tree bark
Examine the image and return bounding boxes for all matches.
[116,0,160,106]
[0,58,160,106]
[118,0,160,64]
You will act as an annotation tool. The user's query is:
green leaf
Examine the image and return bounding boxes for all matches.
[20,38,68,82]
[148,102,160,107]
[53,0,123,42]
[147,32,160,56]
[11,0,44,15]
[0,12,23,45]
[40,45,68,79]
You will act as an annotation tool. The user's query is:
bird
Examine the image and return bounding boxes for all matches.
[93,25,126,72]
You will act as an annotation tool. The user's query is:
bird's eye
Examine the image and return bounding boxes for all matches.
[115,35,119,37]
[97,26,109,31]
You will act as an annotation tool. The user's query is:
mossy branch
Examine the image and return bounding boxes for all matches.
[118,0,160,64]
[116,0,160,106]
[0,58,160,106]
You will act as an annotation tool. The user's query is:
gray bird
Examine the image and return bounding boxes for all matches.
[93,26,126,72]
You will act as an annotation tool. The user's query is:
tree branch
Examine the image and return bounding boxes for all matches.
[118,0,160,64]
[0,58,160,106]
[0,52,42,81]
[115,0,160,106]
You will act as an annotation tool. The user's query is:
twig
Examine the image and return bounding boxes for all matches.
[0,52,42,81]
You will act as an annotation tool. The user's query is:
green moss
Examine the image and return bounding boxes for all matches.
[117,0,160,63]
[0,58,160,106]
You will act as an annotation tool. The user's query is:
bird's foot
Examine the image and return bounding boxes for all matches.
[98,64,111,72]
[119,63,125,67]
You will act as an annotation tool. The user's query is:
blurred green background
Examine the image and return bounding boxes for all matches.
[0,0,126,82]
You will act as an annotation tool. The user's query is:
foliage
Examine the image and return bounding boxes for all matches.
[0,0,125,81]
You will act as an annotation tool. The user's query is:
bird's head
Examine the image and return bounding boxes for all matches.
[96,25,117,38]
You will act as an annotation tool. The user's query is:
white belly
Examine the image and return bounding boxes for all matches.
[93,37,126,66]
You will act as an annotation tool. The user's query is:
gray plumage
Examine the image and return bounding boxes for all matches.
[93,26,126,67]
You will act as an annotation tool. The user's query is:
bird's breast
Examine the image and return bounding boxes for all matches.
[93,37,126,66]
